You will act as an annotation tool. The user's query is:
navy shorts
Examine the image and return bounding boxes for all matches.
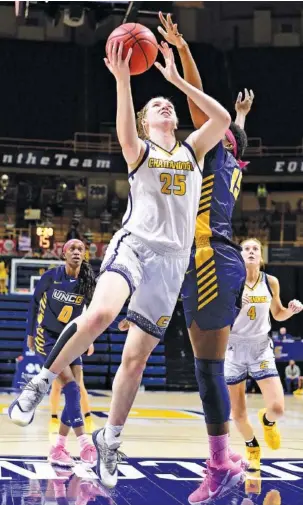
[34,326,82,367]
[181,241,246,331]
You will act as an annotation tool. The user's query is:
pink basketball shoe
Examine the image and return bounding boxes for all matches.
[189,460,245,504]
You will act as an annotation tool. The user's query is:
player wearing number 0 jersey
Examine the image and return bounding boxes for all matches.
[226,238,303,473]
[20,239,97,468]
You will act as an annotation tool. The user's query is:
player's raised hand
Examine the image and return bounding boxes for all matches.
[158,12,185,49]
[235,89,254,116]
[154,42,181,85]
[87,344,94,356]
[288,299,303,314]
[104,41,132,81]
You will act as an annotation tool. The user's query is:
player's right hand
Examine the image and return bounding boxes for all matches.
[118,319,130,331]
[242,292,250,307]
[104,41,132,81]
[27,335,35,352]
[158,12,185,50]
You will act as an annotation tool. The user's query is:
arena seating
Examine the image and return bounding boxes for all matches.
[0,295,166,390]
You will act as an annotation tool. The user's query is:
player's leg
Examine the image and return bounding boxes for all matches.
[8,271,132,427]
[250,340,282,450]
[182,244,246,504]
[93,250,187,488]
[49,364,96,467]
[49,379,61,433]
[228,382,261,471]
[79,370,95,434]
[257,376,284,450]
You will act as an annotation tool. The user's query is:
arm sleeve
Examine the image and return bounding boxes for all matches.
[26,270,53,336]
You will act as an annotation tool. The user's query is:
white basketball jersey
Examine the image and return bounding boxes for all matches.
[230,272,272,341]
[122,140,203,252]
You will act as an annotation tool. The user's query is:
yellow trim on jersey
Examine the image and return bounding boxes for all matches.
[195,175,215,241]
[245,272,262,291]
[150,140,181,157]
[195,243,218,310]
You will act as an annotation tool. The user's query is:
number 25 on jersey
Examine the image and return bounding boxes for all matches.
[160,173,186,196]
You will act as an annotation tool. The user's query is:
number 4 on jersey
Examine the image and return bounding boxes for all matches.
[247,306,256,320]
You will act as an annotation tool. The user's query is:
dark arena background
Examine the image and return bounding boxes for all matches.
[0,1,303,504]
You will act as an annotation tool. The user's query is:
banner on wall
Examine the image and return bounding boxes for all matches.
[0,240,107,258]
[274,341,303,362]
[269,246,303,263]
[0,147,126,173]
[246,158,303,176]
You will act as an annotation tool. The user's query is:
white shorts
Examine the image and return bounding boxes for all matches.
[225,337,279,385]
[100,228,190,339]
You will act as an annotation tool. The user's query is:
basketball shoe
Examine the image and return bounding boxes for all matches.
[245,470,261,495]
[48,445,75,467]
[9,377,50,426]
[246,446,261,471]
[84,415,96,435]
[92,428,126,488]
[188,460,245,504]
[258,409,281,450]
[49,417,60,434]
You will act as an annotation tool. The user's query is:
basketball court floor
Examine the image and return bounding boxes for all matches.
[0,390,303,504]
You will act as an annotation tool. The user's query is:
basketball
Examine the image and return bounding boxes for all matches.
[106,23,158,76]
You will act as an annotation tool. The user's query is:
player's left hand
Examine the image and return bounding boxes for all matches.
[288,299,303,314]
[235,89,254,116]
[87,344,94,356]
[157,12,185,50]
[155,42,181,85]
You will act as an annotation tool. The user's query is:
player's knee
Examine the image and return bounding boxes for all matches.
[121,353,147,377]
[86,308,116,334]
[232,408,247,424]
[270,401,284,418]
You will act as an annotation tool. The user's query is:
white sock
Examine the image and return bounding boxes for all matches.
[77,434,89,450]
[32,368,57,385]
[104,423,123,446]
[56,434,67,447]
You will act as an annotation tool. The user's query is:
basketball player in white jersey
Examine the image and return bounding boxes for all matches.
[9,41,234,487]
[225,238,303,472]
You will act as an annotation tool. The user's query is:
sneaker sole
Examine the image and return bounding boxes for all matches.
[48,457,75,468]
[8,400,35,427]
[188,470,245,505]
[92,429,117,489]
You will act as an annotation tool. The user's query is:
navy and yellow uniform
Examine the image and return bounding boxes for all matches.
[27,266,87,365]
[181,142,246,330]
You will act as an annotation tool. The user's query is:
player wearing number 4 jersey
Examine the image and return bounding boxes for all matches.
[8,38,231,490]
[10,239,97,468]
[226,238,303,473]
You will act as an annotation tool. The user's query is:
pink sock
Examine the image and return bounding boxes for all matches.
[56,434,67,447]
[77,434,89,450]
[209,434,229,468]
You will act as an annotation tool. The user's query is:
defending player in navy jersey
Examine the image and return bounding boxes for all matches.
[17,239,97,467]
[158,13,254,504]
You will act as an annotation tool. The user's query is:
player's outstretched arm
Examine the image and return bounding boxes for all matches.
[268,275,303,321]
[158,12,208,128]
[235,89,254,129]
[26,270,53,337]
[104,41,145,170]
[154,44,230,160]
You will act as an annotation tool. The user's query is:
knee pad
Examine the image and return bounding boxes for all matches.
[195,358,230,424]
[61,405,71,427]
[62,381,83,429]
